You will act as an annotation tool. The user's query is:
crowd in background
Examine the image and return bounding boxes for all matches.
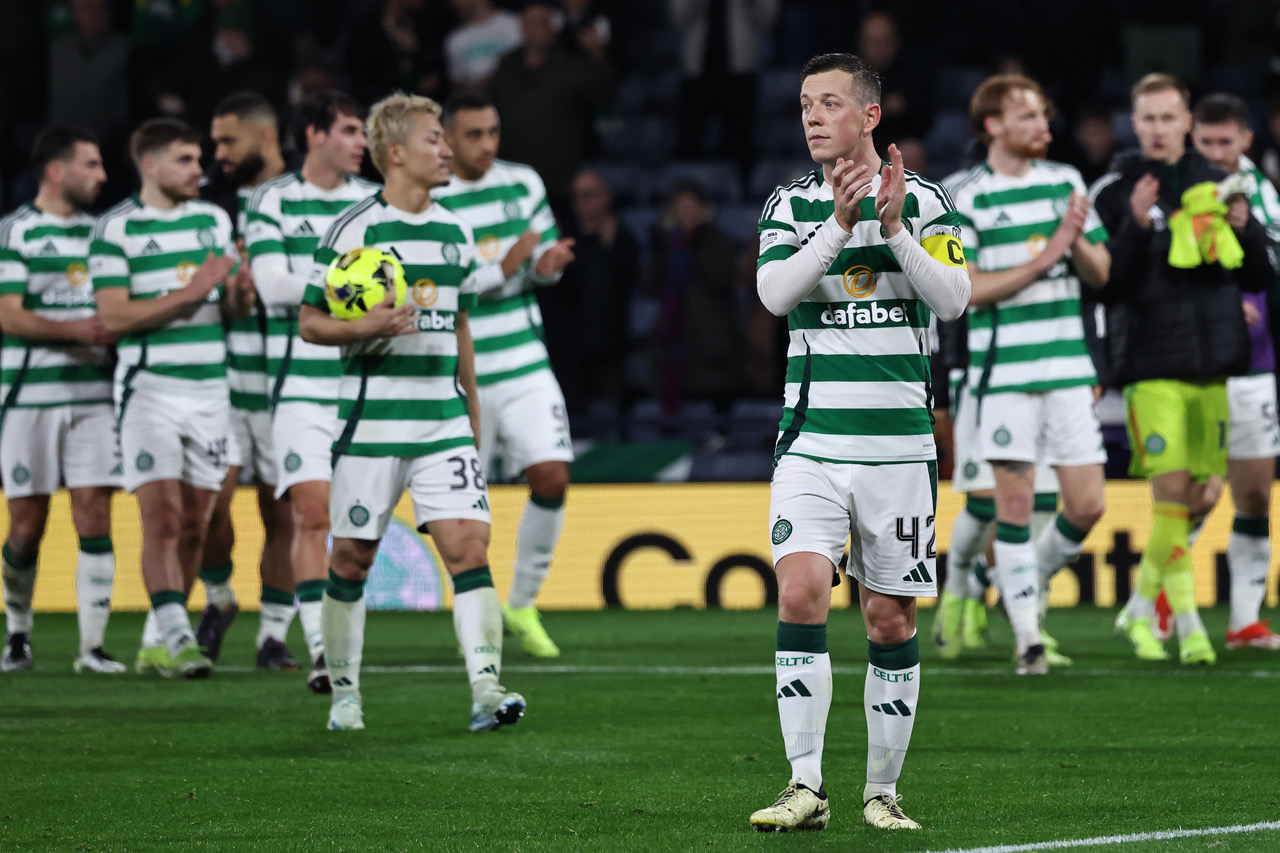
[6,0,1280,445]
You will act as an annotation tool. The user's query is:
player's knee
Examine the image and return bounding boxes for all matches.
[1069,496,1105,531]
[863,602,912,646]
[528,463,569,502]
[178,507,210,550]
[330,542,373,579]
[4,528,41,561]
[293,497,330,536]
[1235,484,1270,518]
[778,576,826,622]
[142,506,182,543]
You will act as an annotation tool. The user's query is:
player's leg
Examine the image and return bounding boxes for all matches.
[1,494,49,672]
[290,479,333,691]
[1224,374,1280,648]
[255,480,299,670]
[195,465,241,661]
[0,407,64,671]
[411,446,524,732]
[848,460,932,830]
[494,377,574,657]
[135,478,210,677]
[67,486,124,673]
[750,456,843,832]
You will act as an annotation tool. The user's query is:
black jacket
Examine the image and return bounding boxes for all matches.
[1090,148,1275,387]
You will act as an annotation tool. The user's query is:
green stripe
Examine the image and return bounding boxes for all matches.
[401,263,467,287]
[476,360,550,386]
[137,362,227,381]
[121,323,224,346]
[757,244,800,267]
[966,495,996,522]
[995,522,1030,543]
[345,354,457,378]
[788,299,930,331]
[468,293,535,319]
[123,214,218,235]
[0,364,111,384]
[24,224,92,240]
[363,220,468,246]
[451,566,494,593]
[758,219,797,234]
[776,621,828,654]
[261,585,296,606]
[1055,512,1088,543]
[970,182,1073,210]
[341,436,475,457]
[281,198,363,216]
[967,299,1081,329]
[26,256,84,273]
[1034,493,1060,513]
[284,235,320,257]
[248,238,286,258]
[473,218,530,242]
[785,353,928,384]
[128,248,227,274]
[779,406,932,436]
[198,563,232,583]
[436,183,529,208]
[91,276,129,291]
[326,569,365,602]
[297,579,326,603]
[868,634,919,669]
[979,377,1095,394]
[88,239,125,258]
[230,391,269,411]
[969,339,1090,365]
[829,244,901,275]
[473,327,542,354]
[150,590,186,608]
[978,220,1060,247]
[341,397,469,421]
[78,535,112,555]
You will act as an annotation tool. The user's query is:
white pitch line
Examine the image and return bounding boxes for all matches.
[910,819,1280,853]
[216,664,1280,678]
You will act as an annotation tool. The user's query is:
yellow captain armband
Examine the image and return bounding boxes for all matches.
[920,224,967,269]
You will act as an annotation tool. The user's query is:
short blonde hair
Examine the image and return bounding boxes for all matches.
[1131,73,1190,110]
[366,92,442,176]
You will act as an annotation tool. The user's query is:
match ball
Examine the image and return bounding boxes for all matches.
[324,247,408,320]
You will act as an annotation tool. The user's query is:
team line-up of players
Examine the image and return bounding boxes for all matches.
[2,55,1278,834]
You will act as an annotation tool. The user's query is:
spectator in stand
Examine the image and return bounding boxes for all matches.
[445,0,523,93]
[1057,104,1117,187]
[544,168,639,413]
[554,0,613,62]
[488,3,614,221]
[857,10,933,144]
[669,0,778,182]
[642,180,744,413]
[343,0,448,106]
[150,5,284,134]
[1259,95,1280,188]
[49,0,130,204]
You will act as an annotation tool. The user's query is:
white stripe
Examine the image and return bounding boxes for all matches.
[908,820,1280,853]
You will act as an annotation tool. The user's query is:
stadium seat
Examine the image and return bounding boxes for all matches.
[599,117,677,164]
[935,66,988,111]
[714,202,762,244]
[619,206,659,257]
[1110,109,1138,148]
[755,115,810,157]
[758,68,799,118]
[579,161,650,206]
[749,158,814,199]
[677,401,724,446]
[923,110,970,162]
[655,161,743,203]
[727,399,782,451]
[628,398,665,441]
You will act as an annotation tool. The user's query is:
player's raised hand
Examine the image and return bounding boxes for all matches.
[1227,195,1251,232]
[1130,174,1160,229]
[832,157,873,233]
[535,238,576,277]
[358,287,417,338]
[500,231,542,278]
[874,144,909,236]
[184,252,235,303]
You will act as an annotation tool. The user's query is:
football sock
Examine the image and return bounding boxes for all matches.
[198,562,236,609]
[1143,502,1202,639]
[150,591,196,658]
[967,555,990,600]
[1124,505,1176,622]
[946,497,993,598]
[257,586,296,648]
[864,632,920,803]
[141,608,162,648]
[297,580,327,660]
[2,543,36,635]
[322,569,366,699]
[775,621,830,791]
[1227,516,1270,632]
[75,536,115,655]
[507,495,565,610]
[993,522,1040,653]
[453,566,504,699]
[1036,513,1089,621]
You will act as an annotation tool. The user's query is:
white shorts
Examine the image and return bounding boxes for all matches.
[0,404,121,498]
[1228,373,1280,460]
[769,454,937,598]
[228,407,276,486]
[952,391,1060,494]
[977,386,1106,468]
[272,401,338,497]
[477,371,574,481]
[119,391,230,493]
[330,445,491,540]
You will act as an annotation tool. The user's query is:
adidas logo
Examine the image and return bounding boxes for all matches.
[901,563,934,584]
[1013,585,1036,600]
[776,679,812,699]
[994,211,1012,226]
[291,220,316,237]
[141,238,163,255]
[472,496,489,511]
[332,676,353,687]
[38,240,58,256]
[92,597,111,609]
[870,699,913,716]
[478,664,498,677]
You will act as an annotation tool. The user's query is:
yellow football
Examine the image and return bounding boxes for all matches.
[324,247,408,320]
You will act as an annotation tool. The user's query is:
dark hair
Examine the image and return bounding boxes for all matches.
[294,90,364,149]
[31,125,98,179]
[129,118,201,164]
[1194,92,1251,129]
[801,53,882,107]
[442,92,496,125]
[212,90,277,125]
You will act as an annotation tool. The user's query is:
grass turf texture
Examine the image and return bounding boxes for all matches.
[2,608,1279,852]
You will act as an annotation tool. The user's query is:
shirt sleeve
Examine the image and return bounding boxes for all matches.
[458,227,480,311]
[88,217,129,291]
[1072,168,1108,244]
[304,219,362,313]
[527,176,564,285]
[0,221,29,297]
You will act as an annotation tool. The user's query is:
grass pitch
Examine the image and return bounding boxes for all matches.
[2,607,1279,852]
